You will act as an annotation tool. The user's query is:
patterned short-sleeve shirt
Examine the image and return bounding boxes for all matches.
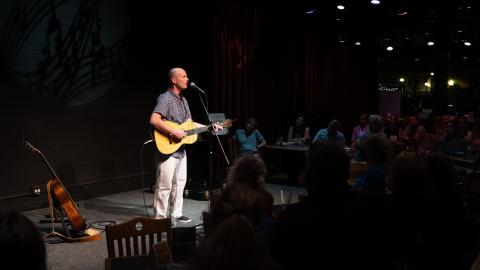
[153,90,191,124]
[153,90,192,158]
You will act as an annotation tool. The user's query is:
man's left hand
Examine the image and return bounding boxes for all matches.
[212,123,223,133]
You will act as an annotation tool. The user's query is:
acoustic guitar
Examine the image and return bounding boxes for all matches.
[153,119,233,154]
[22,139,87,231]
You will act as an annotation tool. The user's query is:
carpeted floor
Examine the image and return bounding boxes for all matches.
[22,183,306,270]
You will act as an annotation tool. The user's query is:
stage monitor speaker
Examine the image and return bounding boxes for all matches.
[208,113,228,136]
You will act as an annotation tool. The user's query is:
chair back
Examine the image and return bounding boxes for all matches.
[105,217,172,258]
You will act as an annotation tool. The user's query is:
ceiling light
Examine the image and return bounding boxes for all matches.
[399,78,405,82]
[386,46,393,51]
[397,11,408,16]
[337,5,345,10]
[430,72,434,76]
[448,79,455,86]
[354,41,361,46]
[427,41,435,46]
[371,0,380,4]
[305,8,316,15]
[464,41,472,46]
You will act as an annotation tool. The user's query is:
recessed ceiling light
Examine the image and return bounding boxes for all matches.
[354,41,361,46]
[397,11,408,16]
[386,46,393,51]
[464,41,472,46]
[337,5,345,10]
[305,8,316,15]
[430,72,435,76]
[427,41,435,46]
[371,0,380,5]
[457,29,463,33]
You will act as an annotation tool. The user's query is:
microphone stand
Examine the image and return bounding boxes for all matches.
[195,90,230,210]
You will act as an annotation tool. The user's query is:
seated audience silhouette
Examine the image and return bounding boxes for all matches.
[312,119,345,149]
[0,211,47,270]
[232,118,267,157]
[287,115,310,144]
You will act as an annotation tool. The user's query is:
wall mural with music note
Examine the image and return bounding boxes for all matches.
[0,0,128,106]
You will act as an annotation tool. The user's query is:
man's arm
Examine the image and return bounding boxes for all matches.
[193,121,223,132]
[150,113,187,140]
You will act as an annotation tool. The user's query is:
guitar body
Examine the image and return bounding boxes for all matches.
[47,179,87,230]
[153,120,198,154]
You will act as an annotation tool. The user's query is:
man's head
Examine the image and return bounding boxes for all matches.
[168,67,189,91]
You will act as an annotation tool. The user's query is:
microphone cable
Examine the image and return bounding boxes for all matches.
[140,139,154,217]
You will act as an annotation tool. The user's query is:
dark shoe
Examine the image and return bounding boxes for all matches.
[176,216,191,223]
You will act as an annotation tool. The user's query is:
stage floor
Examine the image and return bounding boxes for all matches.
[22,183,306,270]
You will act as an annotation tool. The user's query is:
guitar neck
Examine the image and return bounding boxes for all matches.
[186,126,210,136]
[40,153,79,210]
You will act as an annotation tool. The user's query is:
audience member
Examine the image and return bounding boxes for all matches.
[232,118,267,157]
[401,116,426,145]
[312,119,346,149]
[458,116,473,144]
[287,115,310,144]
[188,214,280,270]
[350,113,369,152]
[354,114,387,161]
[203,155,274,239]
[384,112,400,140]
[352,135,392,192]
[272,142,395,269]
[435,120,471,157]
[0,211,47,270]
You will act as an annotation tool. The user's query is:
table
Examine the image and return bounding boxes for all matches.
[263,144,308,185]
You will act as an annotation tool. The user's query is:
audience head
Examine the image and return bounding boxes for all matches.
[245,118,257,132]
[295,116,306,128]
[387,151,425,197]
[0,211,46,270]
[362,135,391,166]
[327,119,341,135]
[305,142,350,200]
[226,154,267,189]
[188,214,278,270]
[408,115,418,127]
[359,113,368,127]
[368,114,384,133]
[444,121,456,136]
[456,116,469,134]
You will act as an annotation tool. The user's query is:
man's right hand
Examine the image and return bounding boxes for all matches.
[171,130,187,140]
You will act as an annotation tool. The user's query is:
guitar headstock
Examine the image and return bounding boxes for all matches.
[222,119,235,128]
[21,139,42,155]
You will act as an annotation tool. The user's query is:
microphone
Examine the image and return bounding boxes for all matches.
[189,82,206,94]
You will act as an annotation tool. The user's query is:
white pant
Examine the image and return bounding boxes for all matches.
[153,155,187,219]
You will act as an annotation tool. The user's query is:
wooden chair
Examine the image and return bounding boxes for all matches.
[105,217,172,270]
